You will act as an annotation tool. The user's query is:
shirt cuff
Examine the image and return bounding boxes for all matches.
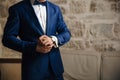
[51,36,58,48]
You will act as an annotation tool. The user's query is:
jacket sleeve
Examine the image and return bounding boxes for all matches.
[2,6,37,54]
[56,7,71,46]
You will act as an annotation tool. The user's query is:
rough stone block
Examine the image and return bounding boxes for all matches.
[89,24,114,39]
[67,20,86,37]
[113,23,120,39]
[90,0,111,12]
[0,1,8,18]
[62,40,87,50]
[50,0,67,4]
[69,0,88,13]
[2,46,21,58]
[92,40,120,52]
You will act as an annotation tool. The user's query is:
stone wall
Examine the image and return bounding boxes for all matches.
[0,0,120,56]
[56,0,120,52]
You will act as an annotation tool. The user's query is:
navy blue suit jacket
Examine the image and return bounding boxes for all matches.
[2,0,71,80]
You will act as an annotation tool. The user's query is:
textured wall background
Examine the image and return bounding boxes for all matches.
[0,0,120,57]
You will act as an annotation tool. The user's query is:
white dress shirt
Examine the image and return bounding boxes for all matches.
[32,2,58,47]
[33,5,46,33]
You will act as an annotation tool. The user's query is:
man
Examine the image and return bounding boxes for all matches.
[2,0,71,80]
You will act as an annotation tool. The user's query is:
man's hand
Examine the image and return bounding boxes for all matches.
[36,44,52,53]
[39,35,54,47]
[36,35,54,53]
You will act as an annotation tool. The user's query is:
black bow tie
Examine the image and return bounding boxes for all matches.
[33,0,47,6]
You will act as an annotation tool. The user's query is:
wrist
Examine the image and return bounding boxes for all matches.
[50,36,58,48]
[50,37,55,45]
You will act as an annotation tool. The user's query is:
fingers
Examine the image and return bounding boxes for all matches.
[36,44,52,54]
[42,41,52,46]
[39,35,53,47]
[39,35,47,41]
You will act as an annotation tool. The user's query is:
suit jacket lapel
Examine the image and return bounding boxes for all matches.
[23,1,44,35]
[46,1,51,35]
